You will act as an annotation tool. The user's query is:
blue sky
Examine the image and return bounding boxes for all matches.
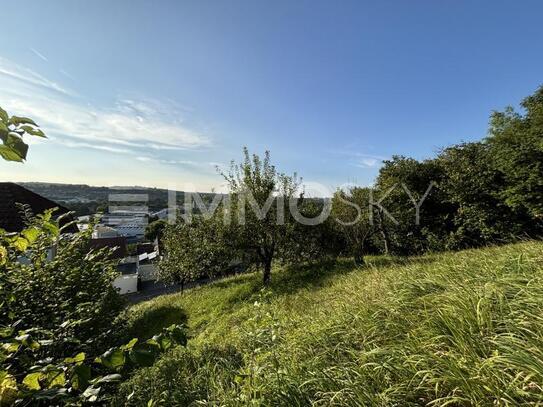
[1,0,543,193]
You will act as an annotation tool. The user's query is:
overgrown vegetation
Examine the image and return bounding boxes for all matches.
[160,147,337,286]
[1,84,543,405]
[0,210,188,405]
[0,209,123,356]
[159,87,543,286]
[118,241,543,405]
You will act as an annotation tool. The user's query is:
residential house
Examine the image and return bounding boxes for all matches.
[89,235,139,294]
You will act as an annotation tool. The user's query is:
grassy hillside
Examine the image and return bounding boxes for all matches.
[116,241,543,406]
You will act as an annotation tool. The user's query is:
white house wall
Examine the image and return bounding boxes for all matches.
[113,273,138,294]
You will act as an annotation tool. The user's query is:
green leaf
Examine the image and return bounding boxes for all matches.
[8,116,37,126]
[64,352,86,365]
[2,341,19,354]
[22,227,40,244]
[128,347,155,367]
[168,325,188,346]
[145,338,160,350]
[42,221,59,237]
[95,348,125,371]
[93,374,121,384]
[159,336,172,351]
[0,144,23,162]
[0,327,13,338]
[10,236,29,252]
[23,372,42,390]
[0,245,6,266]
[33,388,68,400]
[16,333,41,350]
[121,338,138,351]
[0,122,8,142]
[38,209,54,222]
[46,371,65,388]
[5,133,28,160]
[19,125,46,138]
[71,364,91,390]
[82,385,101,402]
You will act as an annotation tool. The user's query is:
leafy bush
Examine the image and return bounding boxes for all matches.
[336,86,543,257]
[0,319,188,404]
[0,209,123,358]
[160,215,236,287]
[0,209,189,404]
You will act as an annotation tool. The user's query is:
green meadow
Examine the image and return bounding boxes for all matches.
[117,241,543,406]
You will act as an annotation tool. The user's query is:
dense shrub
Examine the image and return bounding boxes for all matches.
[160,148,342,288]
[0,209,188,404]
[0,209,124,358]
[332,86,543,258]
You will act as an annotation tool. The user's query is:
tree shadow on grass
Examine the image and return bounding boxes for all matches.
[267,255,439,297]
[153,255,440,323]
[194,254,440,303]
[121,305,188,341]
[119,255,440,343]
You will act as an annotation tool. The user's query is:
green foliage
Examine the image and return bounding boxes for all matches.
[437,142,533,248]
[331,186,378,263]
[220,147,303,284]
[0,107,46,162]
[281,199,341,266]
[145,219,167,242]
[488,87,543,219]
[0,321,188,404]
[0,211,190,404]
[374,156,448,255]
[328,85,543,257]
[160,216,236,285]
[117,242,543,405]
[0,209,123,357]
[160,147,336,287]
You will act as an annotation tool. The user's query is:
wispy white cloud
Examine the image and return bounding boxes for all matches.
[59,68,75,81]
[133,155,222,174]
[61,140,132,154]
[354,157,379,168]
[136,156,153,162]
[329,149,387,169]
[30,48,48,62]
[0,57,70,95]
[0,56,211,156]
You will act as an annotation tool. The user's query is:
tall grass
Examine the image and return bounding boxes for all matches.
[116,241,543,406]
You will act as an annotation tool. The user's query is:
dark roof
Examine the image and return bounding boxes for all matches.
[0,182,79,233]
[136,242,155,255]
[89,237,128,259]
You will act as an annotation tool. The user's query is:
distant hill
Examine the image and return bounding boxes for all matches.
[19,182,214,216]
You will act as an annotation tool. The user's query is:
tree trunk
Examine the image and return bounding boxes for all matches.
[263,258,272,285]
[354,252,365,267]
[377,209,390,255]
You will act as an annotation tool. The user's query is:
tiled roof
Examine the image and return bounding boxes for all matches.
[0,182,79,233]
